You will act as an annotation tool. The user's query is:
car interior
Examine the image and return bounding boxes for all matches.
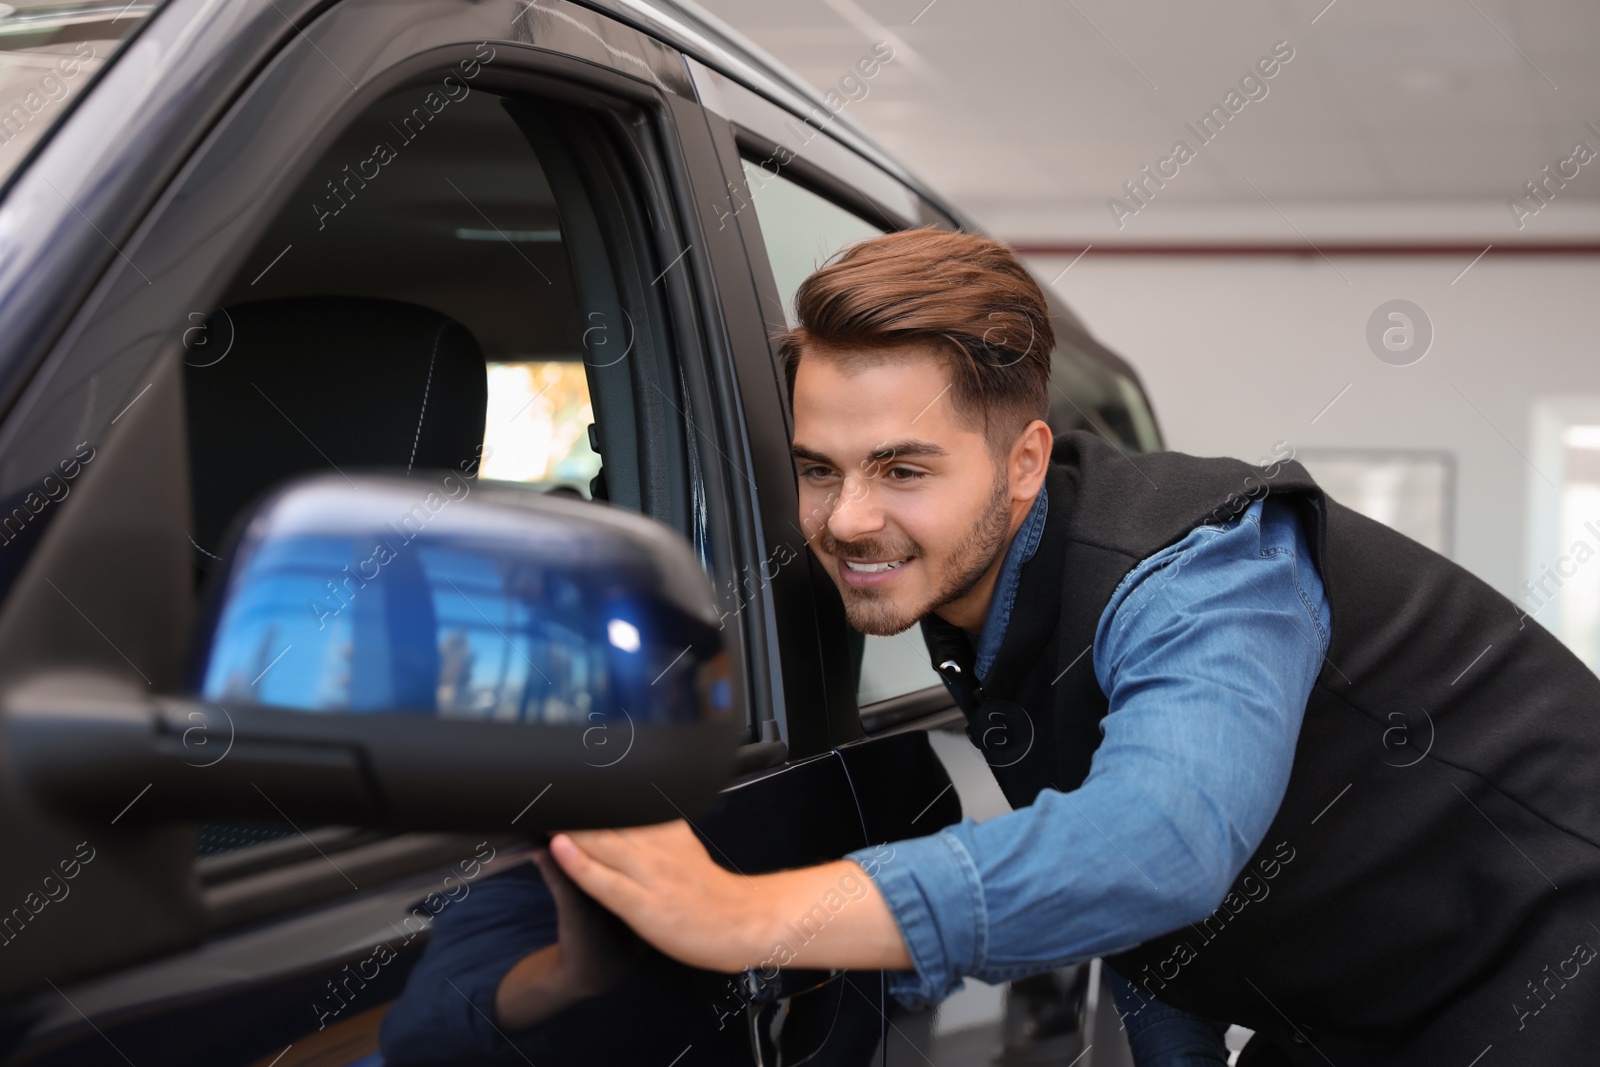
[199,83,598,527]
[182,84,644,864]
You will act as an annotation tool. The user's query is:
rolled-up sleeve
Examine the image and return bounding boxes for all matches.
[846,496,1330,1010]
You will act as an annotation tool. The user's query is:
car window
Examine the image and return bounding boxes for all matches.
[739,158,884,323]
[1042,305,1164,455]
[195,86,599,527]
[0,0,162,189]
[737,160,946,708]
[181,81,717,862]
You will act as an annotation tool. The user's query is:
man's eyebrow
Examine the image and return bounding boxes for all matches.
[790,441,949,466]
[867,440,948,461]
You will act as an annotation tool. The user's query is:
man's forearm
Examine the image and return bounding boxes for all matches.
[747,859,912,972]
[495,857,910,1032]
[548,823,913,978]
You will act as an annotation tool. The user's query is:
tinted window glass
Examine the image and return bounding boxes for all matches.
[0,0,163,187]
[740,158,883,324]
[192,84,662,559]
[1043,317,1163,455]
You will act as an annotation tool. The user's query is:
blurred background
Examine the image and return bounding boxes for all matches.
[695,0,1600,674]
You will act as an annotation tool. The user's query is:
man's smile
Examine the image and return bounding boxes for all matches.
[838,556,914,587]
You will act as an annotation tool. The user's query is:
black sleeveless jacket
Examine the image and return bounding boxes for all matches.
[922,431,1600,1066]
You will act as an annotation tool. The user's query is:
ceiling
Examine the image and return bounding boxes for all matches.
[687,0,1600,246]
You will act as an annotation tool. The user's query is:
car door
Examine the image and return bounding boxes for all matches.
[0,1,950,1065]
[686,56,1159,1066]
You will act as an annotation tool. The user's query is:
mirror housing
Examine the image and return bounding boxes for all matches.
[10,473,741,830]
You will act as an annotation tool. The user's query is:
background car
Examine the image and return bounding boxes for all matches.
[0,1,1160,1063]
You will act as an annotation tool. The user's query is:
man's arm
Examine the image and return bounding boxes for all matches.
[550,497,1327,1009]
[546,826,910,973]
[832,496,1328,1007]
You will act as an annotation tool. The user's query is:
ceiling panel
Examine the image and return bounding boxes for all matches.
[689,0,1600,243]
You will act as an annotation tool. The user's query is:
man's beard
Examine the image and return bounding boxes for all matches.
[822,469,1013,637]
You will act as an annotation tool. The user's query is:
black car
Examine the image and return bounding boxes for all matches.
[0,1,1163,1063]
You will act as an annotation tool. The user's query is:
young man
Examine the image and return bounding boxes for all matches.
[546,229,1600,1065]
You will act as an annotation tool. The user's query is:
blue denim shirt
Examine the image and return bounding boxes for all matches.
[845,488,1331,1053]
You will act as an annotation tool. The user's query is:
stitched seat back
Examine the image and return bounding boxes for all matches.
[184,296,487,561]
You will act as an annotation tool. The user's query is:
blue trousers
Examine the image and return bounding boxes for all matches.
[1106,965,1232,1066]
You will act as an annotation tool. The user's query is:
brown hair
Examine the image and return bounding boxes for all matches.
[775,227,1054,449]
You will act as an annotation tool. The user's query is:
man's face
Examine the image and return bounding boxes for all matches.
[790,346,1019,636]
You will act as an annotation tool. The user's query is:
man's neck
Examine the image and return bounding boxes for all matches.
[931,500,1032,633]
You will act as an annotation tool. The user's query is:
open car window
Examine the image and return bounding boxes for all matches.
[734,160,944,708]
[180,79,715,873]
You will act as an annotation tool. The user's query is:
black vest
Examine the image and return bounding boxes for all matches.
[923,431,1600,1066]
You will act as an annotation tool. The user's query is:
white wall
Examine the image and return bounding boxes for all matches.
[1024,252,1600,611]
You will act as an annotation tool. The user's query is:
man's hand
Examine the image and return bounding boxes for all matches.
[494,849,640,1030]
[549,821,913,974]
[547,821,765,972]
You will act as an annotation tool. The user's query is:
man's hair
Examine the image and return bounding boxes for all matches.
[775,227,1054,450]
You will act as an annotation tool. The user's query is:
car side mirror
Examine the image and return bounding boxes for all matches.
[9,473,740,831]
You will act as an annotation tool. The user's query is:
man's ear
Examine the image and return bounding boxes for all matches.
[1009,419,1053,500]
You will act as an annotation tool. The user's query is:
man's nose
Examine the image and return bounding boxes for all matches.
[827,474,885,543]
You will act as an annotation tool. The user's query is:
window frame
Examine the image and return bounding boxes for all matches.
[687,47,964,737]
[729,148,961,717]
[718,130,964,731]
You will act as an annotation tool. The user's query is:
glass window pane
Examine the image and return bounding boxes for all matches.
[741,158,884,326]
[481,359,601,492]
[1045,338,1162,454]
[856,630,942,706]
[0,1,163,185]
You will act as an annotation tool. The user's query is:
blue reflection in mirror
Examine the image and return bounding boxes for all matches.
[190,474,730,728]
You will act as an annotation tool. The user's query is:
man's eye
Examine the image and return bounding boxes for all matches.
[887,467,926,482]
[800,465,835,480]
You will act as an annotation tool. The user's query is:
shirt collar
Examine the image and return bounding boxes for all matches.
[971,484,1048,683]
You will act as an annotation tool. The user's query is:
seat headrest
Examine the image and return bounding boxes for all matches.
[185,296,487,559]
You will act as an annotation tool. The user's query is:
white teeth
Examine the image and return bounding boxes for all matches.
[845,559,907,573]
